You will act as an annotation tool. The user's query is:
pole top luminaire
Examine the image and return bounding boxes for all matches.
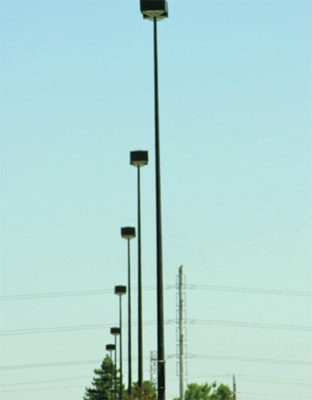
[111,327,121,336]
[106,344,116,352]
[115,285,127,296]
[121,226,136,239]
[140,0,168,21]
[130,150,148,167]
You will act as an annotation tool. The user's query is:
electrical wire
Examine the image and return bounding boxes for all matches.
[186,284,312,297]
[240,377,312,387]
[0,385,84,393]
[1,283,311,301]
[1,318,310,336]
[0,319,175,336]
[0,285,156,301]
[188,319,312,331]
[186,354,312,366]
[2,354,311,371]
[0,360,101,371]
[239,391,312,400]
[241,374,312,384]
[0,376,91,387]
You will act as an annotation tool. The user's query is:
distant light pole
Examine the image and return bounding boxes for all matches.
[139,1,168,400]
[106,344,116,400]
[130,150,148,389]
[111,327,120,400]
[115,285,127,400]
[121,226,136,396]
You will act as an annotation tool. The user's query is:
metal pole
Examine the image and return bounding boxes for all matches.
[137,165,143,388]
[110,352,113,400]
[114,335,117,400]
[233,375,237,400]
[179,266,184,400]
[119,296,123,400]
[127,239,132,396]
[153,16,165,400]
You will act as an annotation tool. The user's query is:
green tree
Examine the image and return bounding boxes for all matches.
[84,355,121,400]
[173,382,233,400]
[185,382,215,400]
[127,381,157,400]
[210,383,233,400]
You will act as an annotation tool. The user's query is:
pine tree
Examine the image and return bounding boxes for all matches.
[84,355,119,400]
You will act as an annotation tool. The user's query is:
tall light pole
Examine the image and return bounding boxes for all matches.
[106,344,116,400]
[139,2,168,400]
[111,327,120,400]
[115,285,127,400]
[121,227,136,397]
[130,150,148,389]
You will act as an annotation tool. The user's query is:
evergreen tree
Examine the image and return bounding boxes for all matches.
[84,355,121,400]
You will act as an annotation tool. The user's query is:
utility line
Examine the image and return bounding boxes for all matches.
[0,385,83,393]
[0,357,151,371]
[0,320,173,336]
[2,318,311,336]
[1,354,311,371]
[188,319,312,331]
[2,372,310,389]
[187,354,312,366]
[240,377,312,386]
[241,374,312,383]
[0,286,156,301]
[0,375,91,387]
[186,284,312,297]
[1,284,311,301]
[0,359,101,371]
[239,391,312,399]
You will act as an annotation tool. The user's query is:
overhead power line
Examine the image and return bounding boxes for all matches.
[188,319,312,331]
[2,354,311,371]
[241,374,312,384]
[0,320,174,336]
[0,359,101,371]
[2,372,310,389]
[239,391,312,400]
[0,385,83,393]
[0,286,156,301]
[0,375,91,387]
[186,284,312,297]
[187,354,312,366]
[1,284,311,301]
[240,377,312,387]
[2,318,310,337]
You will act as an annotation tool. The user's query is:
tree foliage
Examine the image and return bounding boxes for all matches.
[209,383,234,400]
[83,356,156,400]
[127,381,157,400]
[173,381,233,400]
[84,355,120,400]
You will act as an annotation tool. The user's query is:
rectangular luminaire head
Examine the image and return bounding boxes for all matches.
[121,226,136,239]
[106,344,116,351]
[115,285,127,295]
[130,150,148,167]
[111,327,121,336]
[140,0,168,21]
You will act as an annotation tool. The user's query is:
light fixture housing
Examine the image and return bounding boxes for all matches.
[106,344,116,352]
[115,285,127,296]
[130,150,148,167]
[111,327,121,336]
[121,227,136,239]
[140,0,168,21]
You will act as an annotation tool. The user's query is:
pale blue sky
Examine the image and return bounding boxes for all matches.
[1,0,312,399]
